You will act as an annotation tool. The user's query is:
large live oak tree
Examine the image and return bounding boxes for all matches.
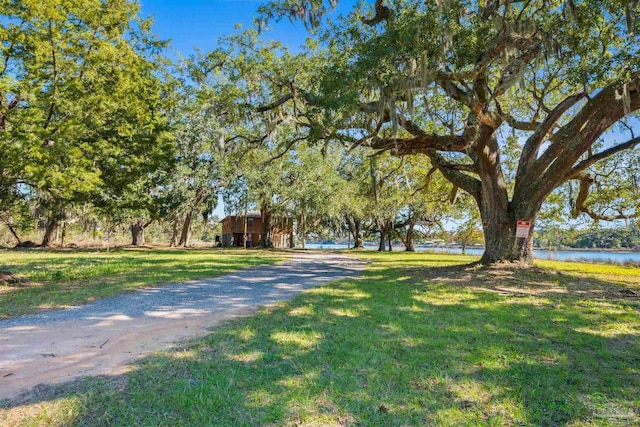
[0,0,172,246]
[257,0,640,263]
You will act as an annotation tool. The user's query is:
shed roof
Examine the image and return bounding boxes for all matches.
[222,212,262,221]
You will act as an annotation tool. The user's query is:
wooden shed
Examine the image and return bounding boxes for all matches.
[221,213,293,248]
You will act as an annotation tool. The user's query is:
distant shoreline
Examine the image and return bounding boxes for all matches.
[308,243,640,255]
[436,245,640,254]
[533,247,640,254]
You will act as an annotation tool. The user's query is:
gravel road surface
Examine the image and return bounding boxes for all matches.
[0,252,366,400]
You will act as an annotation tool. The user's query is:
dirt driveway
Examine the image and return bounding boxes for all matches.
[0,252,365,400]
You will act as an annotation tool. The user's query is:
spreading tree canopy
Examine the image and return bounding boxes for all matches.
[256,0,640,263]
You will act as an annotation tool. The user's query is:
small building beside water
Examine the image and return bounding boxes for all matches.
[221,213,293,248]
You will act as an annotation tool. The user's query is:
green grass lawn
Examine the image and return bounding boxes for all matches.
[2,251,639,426]
[0,248,286,318]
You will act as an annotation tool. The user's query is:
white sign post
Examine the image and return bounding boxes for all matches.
[516,221,531,238]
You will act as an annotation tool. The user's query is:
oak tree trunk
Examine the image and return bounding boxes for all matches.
[260,205,273,248]
[179,189,204,247]
[130,224,143,246]
[41,218,58,247]
[477,165,539,264]
[346,216,364,249]
[378,222,386,252]
[472,135,540,265]
[170,220,178,247]
[404,223,415,252]
[130,220,151,246]
[377,220,393,251]
[300,212,306,249]
[353,220,363,248]
[179,211,192,247]
[60,221,67,247]
[480,208,537,264]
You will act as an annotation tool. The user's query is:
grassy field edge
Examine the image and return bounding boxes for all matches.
[0,248,287,319]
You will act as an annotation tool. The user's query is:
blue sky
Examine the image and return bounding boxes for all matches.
[139,0,361,57]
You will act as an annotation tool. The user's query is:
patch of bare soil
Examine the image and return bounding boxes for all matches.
[0,271,31,289]
[409,263,640,301]
[0,307,256,402]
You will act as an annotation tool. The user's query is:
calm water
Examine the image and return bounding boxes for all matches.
[303,243,640,264]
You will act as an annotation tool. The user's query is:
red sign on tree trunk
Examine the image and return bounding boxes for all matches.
[516,221,531,238]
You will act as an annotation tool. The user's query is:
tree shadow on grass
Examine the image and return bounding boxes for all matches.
[1,262,639,426]
[409,262,640,301]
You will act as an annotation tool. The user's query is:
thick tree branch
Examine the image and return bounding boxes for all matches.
[570,173,594,218]
[361,103,435,140]
[570,174,638,220]
[567,136,640,179]
[0,96,21,131]
[361,0,392,25]
[495,102,540,131]
[580,208,638,221]
[255,83,317,113]
[255,93,294,112]
[7,96,19,111]
[539,82,640,188]
[440,161,478,173]
[519,80,640,211]
[517,91,587,182]
[260,136,307,165]
[428,149,482,200]
[409,166,437,197]
[371,134,472,154]
[393,217,413,230]
[436,80,470,105]
[476,134,510,212]
[492,46,540,98]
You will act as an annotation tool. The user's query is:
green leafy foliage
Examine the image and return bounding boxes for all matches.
[0,0,173,244]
